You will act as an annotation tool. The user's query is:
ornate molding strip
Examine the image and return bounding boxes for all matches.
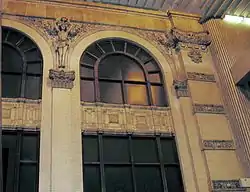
[193,104,225,114]
[173,80,189,98]
[187,72,216,82]
[203,140,235,150]
[49,69,75,89]
[212,180,246,191]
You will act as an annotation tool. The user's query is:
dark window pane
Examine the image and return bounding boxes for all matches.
[84,165,101,192]
[151,85,166,106]
[3,148,9,192]
[25,50,40,62]
[113,40,124,52]
[18,38,35,52]
[25,76,41,99]
[103,137,129,162]
[2,44,23,73]
[80,66,94,78]
[27,62,42,74]
[132,138,158,163]
[2,74,22,98]
[87,43,102,58]
[81,54,96,66]
[19,164,37,192]
[105,166,133,192]
[122,58,145,82]
[149,73,161,83]
[126,84,148,105]
[137,50,151,63]
[126,43,138,55]
[135,167,163,192]
[144,60,159,72]
[100,81,123,104]
[165,167,184,192]
[99,55,122,80]
[81,80,95,102]
[161,139,178,163]
[83,136,99,162]
[98,40,113,53]
[8,31,23,45]
[21,135,38,161]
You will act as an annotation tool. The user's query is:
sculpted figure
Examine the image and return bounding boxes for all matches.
[54,17,72,68]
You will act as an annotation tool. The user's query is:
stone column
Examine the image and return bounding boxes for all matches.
[49,69,83,192]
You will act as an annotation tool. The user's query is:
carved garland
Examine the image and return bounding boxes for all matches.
[212,180,246,191]
[203,140,235,150]
[193,104,226,114]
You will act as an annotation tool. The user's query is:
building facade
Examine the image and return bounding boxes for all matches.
[1,0,249,192]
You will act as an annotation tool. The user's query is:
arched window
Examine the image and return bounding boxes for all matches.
[80,39,167,106]
[1,27,43,99]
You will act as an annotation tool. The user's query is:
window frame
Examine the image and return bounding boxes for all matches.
[80,38,168,106]
[82,131,184,192]
[2,27,43,99]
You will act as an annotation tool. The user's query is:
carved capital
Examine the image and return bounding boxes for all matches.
[203,140,235,150]
[173,80,189,98]
[187,72,216,82]
[212,180,245,191]
[49,69,75,89]
[193,104,225,114]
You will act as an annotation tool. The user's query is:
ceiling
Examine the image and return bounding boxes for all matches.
[82,0,250,23]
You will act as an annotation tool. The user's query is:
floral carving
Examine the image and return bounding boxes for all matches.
[171,27,211,47]
[212,180,246,191]
[173,80,189,98]
[49,69,75,89]
[188,49,202,63]
[187,72,216,82]
[203,140,235,150]
[193,104,225,114]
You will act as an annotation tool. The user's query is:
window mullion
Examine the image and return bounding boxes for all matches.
[129,135,137,192]
[98,134,106,192]
[14,131,22,192]
[156,136,169,192]
[20,61,27,98]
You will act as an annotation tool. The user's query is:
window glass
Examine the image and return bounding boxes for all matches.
[25,76,41,99]
[161,139,179,163]
[21,135,38,161]
[100,81,123,104]
[122,58,145,82]
[84,166,101,192]
[126,84,148,105]
[80,66,94,78]
[99,55,122,80]
[83,136,99,162]
[80,80,95,102]
[165,167,184,192]
[113,39,125,52]
[2,74,22,98]
[151,85,166,106]
[19,165,37,192]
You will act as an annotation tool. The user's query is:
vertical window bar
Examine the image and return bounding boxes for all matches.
[110,40,115,52]
[129,135,137,192]
[98,134,106,192]
[96,43,106,54]
[95,65,100,102]
[156,136,169,192]
[14,131,22,192]
[36,132,40,191]
[124,42,127,53]
[134,48,141,57]
[147,82,154,105]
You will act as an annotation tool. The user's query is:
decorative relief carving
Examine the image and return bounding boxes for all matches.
[203,140,235,150]
[212,180,246,191]
[187,49,202,63]
[187,72,216,82]
[2,99,41,128]
[173,80,189,98]
[81,103,174,134]
[49,69,75,89]
[193,104,225,114]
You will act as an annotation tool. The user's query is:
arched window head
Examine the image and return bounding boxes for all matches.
[1,27,43,99]
[80,38,168,107]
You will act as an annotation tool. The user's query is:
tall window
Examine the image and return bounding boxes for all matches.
[2,129,40,192]
[1,27,43,99]
[80,39,167,106]
[82,133,184,192]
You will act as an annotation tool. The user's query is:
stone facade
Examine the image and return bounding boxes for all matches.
[1,0,248,192]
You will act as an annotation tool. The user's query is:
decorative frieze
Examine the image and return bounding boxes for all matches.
[49,69,75,89]
[212,180,246,191]
[81,103,174,134]
[173,80,189,98]
[2,99,41,128]
[203,140,235,150]
[187,72,216,82]
[193,104,226,114]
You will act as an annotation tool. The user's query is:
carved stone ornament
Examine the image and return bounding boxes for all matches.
[212,180,246,191]
[173,80,189,98]
[188,49,202,63]
[187,72,216,82]
[171,27,212,47]
[193,104,225,114]
[203,140,235,150]
[49,69,75,89]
